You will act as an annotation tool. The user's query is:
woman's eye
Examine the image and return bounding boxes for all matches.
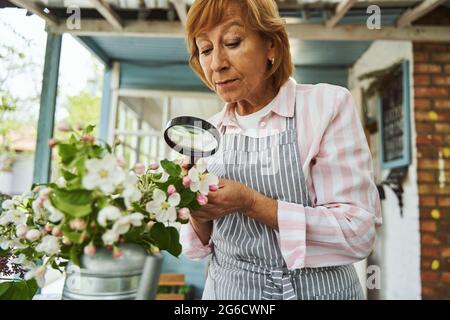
[226,40,241,48]
[200,48,212,56]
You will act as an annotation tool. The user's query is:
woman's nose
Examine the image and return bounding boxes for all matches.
[210,47,229,72]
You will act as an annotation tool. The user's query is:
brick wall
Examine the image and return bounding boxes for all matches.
[413,42,450,299]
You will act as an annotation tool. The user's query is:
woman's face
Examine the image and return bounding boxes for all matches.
[195,8,275,107]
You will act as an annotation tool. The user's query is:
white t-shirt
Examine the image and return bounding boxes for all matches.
[234,101,274,137]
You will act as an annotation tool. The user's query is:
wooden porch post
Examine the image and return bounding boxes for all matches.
[99,66,112,142]
[32,32,62,184]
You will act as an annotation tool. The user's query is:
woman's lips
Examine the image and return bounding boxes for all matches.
[216,79,238,89]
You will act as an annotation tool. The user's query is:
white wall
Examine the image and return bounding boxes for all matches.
[0,153,34,196]
[349,41,421,299]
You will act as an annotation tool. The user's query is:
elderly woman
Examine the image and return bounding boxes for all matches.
[180,0,382,300]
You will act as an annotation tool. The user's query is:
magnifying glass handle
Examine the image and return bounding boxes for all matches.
[189,154,196,171]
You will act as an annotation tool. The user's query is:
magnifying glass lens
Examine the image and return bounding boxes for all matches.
[164,116,221,166]
[167,125,217,153]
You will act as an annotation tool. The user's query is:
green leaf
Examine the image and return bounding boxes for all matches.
[61,169,77,181]
[166,226,182,257]
[178,189,196,208]
[85,125,95,134]
[160,160,181,177]
[61,224,83,244]
[24,279,39,299]
[50,189,92,217]
[58,143,78,166]
[104,143,112,154]
[70,246,81,266]
[0,279,38,300]
[150,223,170,250]
[0,281,12,297]
[93,145,104,157]
[69,134,78,144]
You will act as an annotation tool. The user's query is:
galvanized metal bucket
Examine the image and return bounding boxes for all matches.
[62,244,163,300]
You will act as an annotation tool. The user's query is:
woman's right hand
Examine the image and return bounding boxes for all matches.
[189,215,213,246]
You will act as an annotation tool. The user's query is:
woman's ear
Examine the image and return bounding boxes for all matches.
[266,38,276,61]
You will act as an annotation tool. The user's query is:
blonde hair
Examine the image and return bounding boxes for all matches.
[185,0,293,91]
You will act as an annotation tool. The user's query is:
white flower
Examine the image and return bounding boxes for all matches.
[97,206,122,227]
[102,229,119,245]
[121,173,142,209]
[16,224,29,238]
[1,199,15,210]
[112,213,144,235]
[56,176,66,188]
[151,167,169,183]
[32,200,49,224]
[145,189,180,224]
[25,266,47,288]
[188,158,219,195]
[0,212,9,226]
[0,237,11,250]
[82,154,125,194]
[165,221,182,231]
[43,199,64,223]
[0,209,27,227]
[10,254,35,269]
[11,195,23,206]
[36,235,60,256]
[25,229,41,242]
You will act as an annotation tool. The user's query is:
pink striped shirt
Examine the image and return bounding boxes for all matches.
[180,77,382,269]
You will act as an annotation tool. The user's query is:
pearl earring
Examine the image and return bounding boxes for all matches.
[270,57,275,65]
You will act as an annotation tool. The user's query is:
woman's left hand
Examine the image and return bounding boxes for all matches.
[190,178,255,223]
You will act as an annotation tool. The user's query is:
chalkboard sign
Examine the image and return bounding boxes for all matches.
[379,61,411,169]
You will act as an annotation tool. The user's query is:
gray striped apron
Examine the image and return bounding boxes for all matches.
[204,103,364,300]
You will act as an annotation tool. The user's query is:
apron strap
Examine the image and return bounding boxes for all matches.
[261,268,297,300]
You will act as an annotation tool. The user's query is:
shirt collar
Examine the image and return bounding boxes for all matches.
[218,77,297,129]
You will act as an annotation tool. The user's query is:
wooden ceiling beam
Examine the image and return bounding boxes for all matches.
[397,0,448,27]
[89,0,123,30]
[9,0,59,27]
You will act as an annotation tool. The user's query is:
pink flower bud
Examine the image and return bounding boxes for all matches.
[36,197,44,207]
[32,186,41,193]
[48,138,57,148]
[40,189,51,200]
[182,176,191,188]
[51,227,62,237]
[167,185,176,195]
[209,184,219,192]
[149,163,159,170]
[196,194,208,206]
[81,232,87,242]
[16,224,29,238]
[133,163,146,175]
[84,244,96,256]
[90,222,96,229]
[113,247,122,258]
[62,237,72,246]
[181,159,190,169]
[81,134,95,143]
[70,218,87,231]
[25,229,41,242]
[44,224,53,232]
[116,158,125,168]
[57,123,71,132]
[178,208,190,220]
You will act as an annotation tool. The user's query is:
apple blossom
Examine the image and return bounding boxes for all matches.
[196,194,208,206]
[25,229,41,242]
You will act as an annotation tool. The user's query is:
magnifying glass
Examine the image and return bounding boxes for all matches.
[164,116,221,169]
